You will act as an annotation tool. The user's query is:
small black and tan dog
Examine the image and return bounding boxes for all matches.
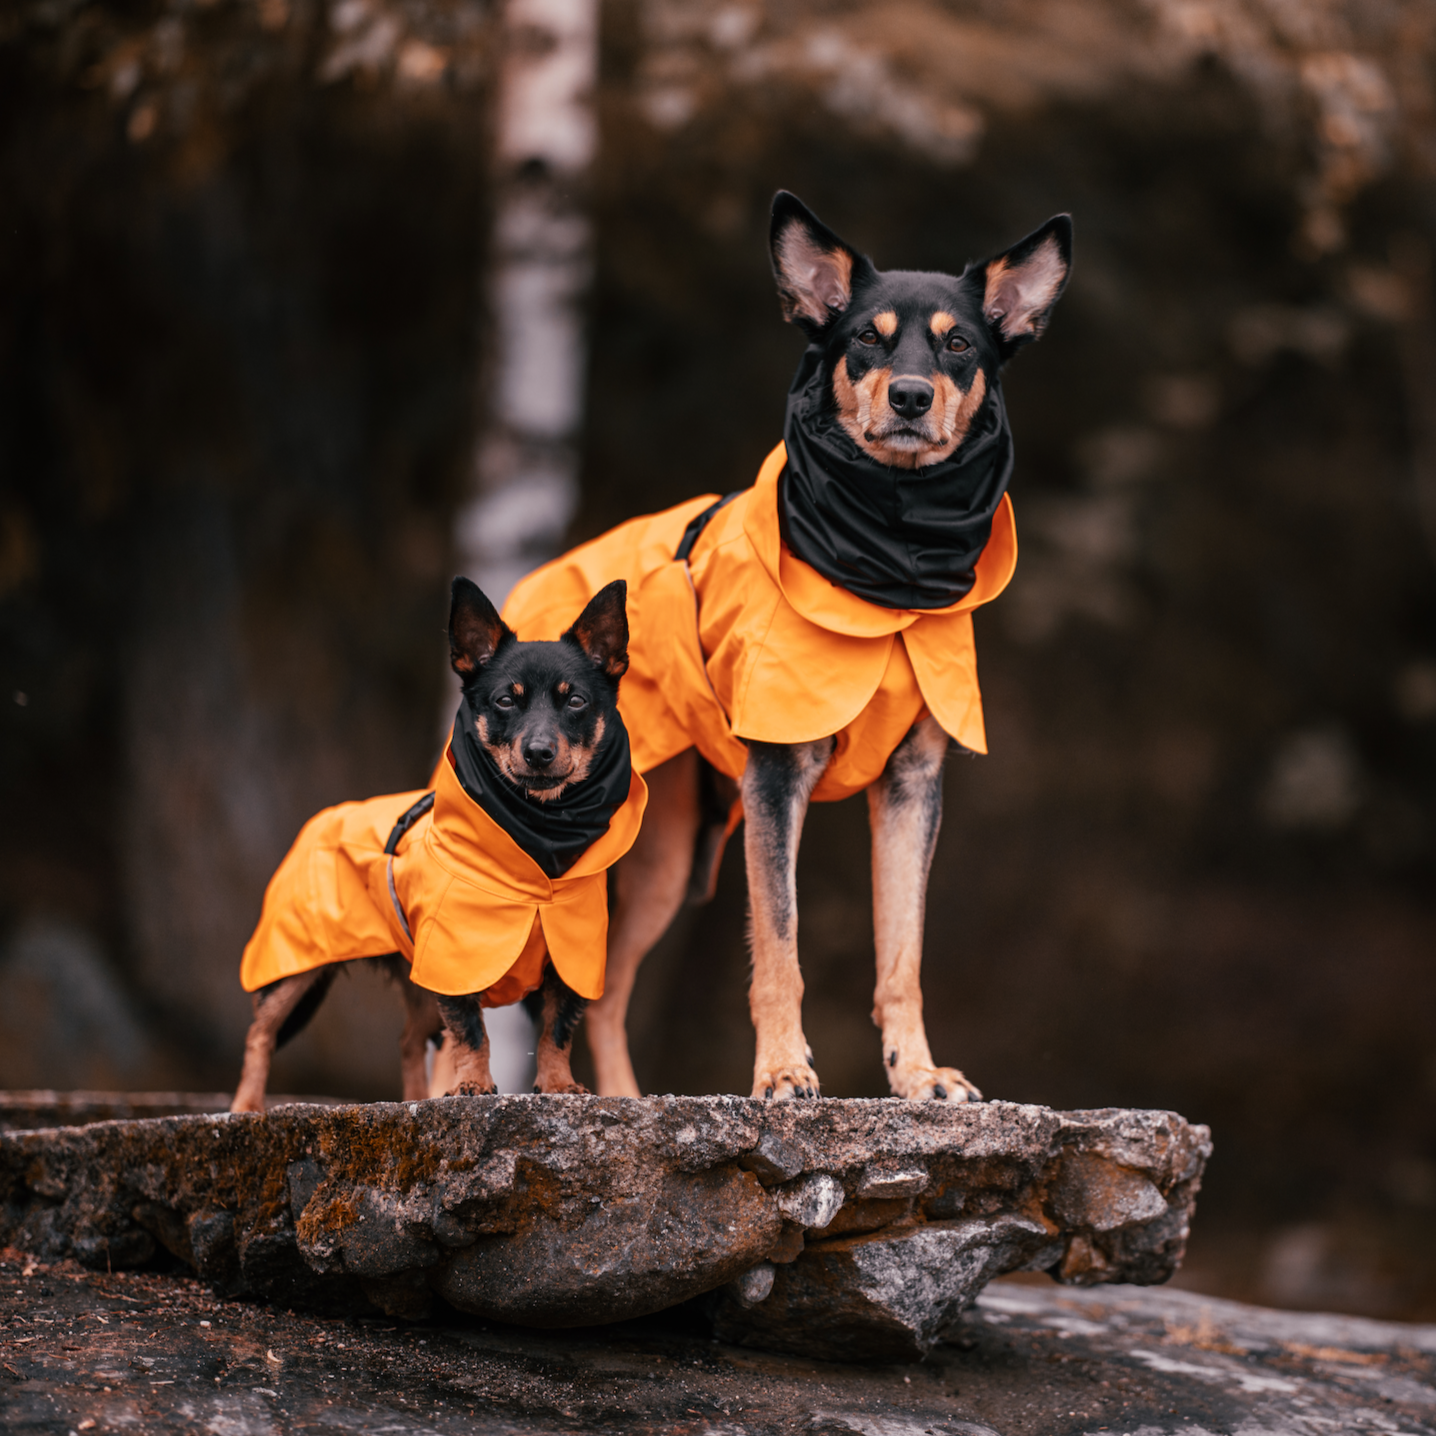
[503,192,1071,1103]
[230,579,639,1112]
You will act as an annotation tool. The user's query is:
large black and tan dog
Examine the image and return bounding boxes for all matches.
[503,193,1070,1103]
[231,579,644,1112]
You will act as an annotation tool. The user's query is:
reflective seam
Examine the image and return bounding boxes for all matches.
[386,857,413,942]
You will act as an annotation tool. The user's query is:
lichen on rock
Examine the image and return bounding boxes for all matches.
[0,1094,1210,1361]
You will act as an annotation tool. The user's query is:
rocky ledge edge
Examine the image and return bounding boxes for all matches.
[0,1095,1210,1361]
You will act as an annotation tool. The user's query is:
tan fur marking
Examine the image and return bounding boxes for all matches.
[395,964,443,1101]
[512,682,523,697]
[232,973,321,1112]
[556,681,570,695]
[533,966,588,1095]
[929,310,957,336]
[873,310,898,337]
[490,744,525,787]
[869,717,980,1102]
[448,1041,496,1095]
[834,357,988,468]
[832,357,859,421]
[939,367,988,451]
[742,738,832,1100]
[489,714,604,800]
[832,361,891,451]
[474,713,489,742]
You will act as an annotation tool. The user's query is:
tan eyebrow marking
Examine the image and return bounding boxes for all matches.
[511,682,524,696]
[873,310,898,337]
[557,681,570,695]
[930,311,957,336]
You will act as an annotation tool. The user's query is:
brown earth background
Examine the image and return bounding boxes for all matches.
[2,0,1434,1321]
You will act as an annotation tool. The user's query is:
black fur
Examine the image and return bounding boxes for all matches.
[549,974,588,1053]
[436,993,489,1054]
[269,968,336,1049]
[449,577,628,792]
[768,190,1071,443]
[685,755,741,906]
[521,967,588,1052]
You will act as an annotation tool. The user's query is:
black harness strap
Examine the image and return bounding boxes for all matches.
[385,791,435,855]
[383,790,434,944]
[674,491,744,563]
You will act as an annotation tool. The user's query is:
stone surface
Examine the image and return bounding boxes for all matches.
[0,1090,337,1132]
[0,1094,1208,1361]
[3,1248,1434,1435]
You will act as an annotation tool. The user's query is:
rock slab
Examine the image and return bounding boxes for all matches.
[0,1095,1210,1361]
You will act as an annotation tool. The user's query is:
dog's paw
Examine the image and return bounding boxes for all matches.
[453,1080,498,1096]
[890,1065,981,1102]
[533,1080,590,1095]
[752,1063,821,1100]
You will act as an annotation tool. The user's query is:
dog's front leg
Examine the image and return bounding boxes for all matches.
[435,994,497,1095]
[526,965,590,1094]
[742,736,833,1100]
[868,715,981,1102]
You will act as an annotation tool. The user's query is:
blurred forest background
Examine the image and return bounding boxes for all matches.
[3,0,1436,1319]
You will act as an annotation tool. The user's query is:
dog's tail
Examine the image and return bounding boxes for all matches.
[685,756,741,905]
[273,968,337,1049]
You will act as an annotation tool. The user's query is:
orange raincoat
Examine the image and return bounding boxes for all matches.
[240,748,648,1002]
[503,442,1017,803]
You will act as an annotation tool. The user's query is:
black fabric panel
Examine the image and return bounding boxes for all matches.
[778,344,1014,609]
[448,696,633,879]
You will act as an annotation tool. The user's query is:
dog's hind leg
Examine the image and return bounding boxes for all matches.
[586,748,702,1097]
[231,968,333,1113]
[435,994,497,1095]
[743,736,834,1100]
[868,715,981,1102]
[372,955,444,1102]
[528,965,590,1094]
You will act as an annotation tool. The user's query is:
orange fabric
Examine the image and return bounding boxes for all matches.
[503,442,1016,802]
[240,755,648,1001]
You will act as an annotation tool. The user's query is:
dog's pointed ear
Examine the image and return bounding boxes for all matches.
[449,577,514,679]
[972,215,1072,361]
[562,580,629,681]
[770,191,873,335]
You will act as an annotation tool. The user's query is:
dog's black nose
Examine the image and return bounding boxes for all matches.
[888,377,934,418]
[522,740,556,769]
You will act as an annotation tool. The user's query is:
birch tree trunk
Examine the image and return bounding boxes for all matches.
[451,0,600,1092]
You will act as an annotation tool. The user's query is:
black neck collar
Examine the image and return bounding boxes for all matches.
[778,343,1014,610]
[449,695,632,879]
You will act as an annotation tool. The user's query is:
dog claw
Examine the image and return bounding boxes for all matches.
[753,1063,822,1101]
[889,1065,981,1103]
[454,1081,498,1097]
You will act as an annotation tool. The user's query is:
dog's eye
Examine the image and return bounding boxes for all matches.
[566,693,587,710]
[857,328,880,346]
[946,334,969,353]
[494,693,516,710]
